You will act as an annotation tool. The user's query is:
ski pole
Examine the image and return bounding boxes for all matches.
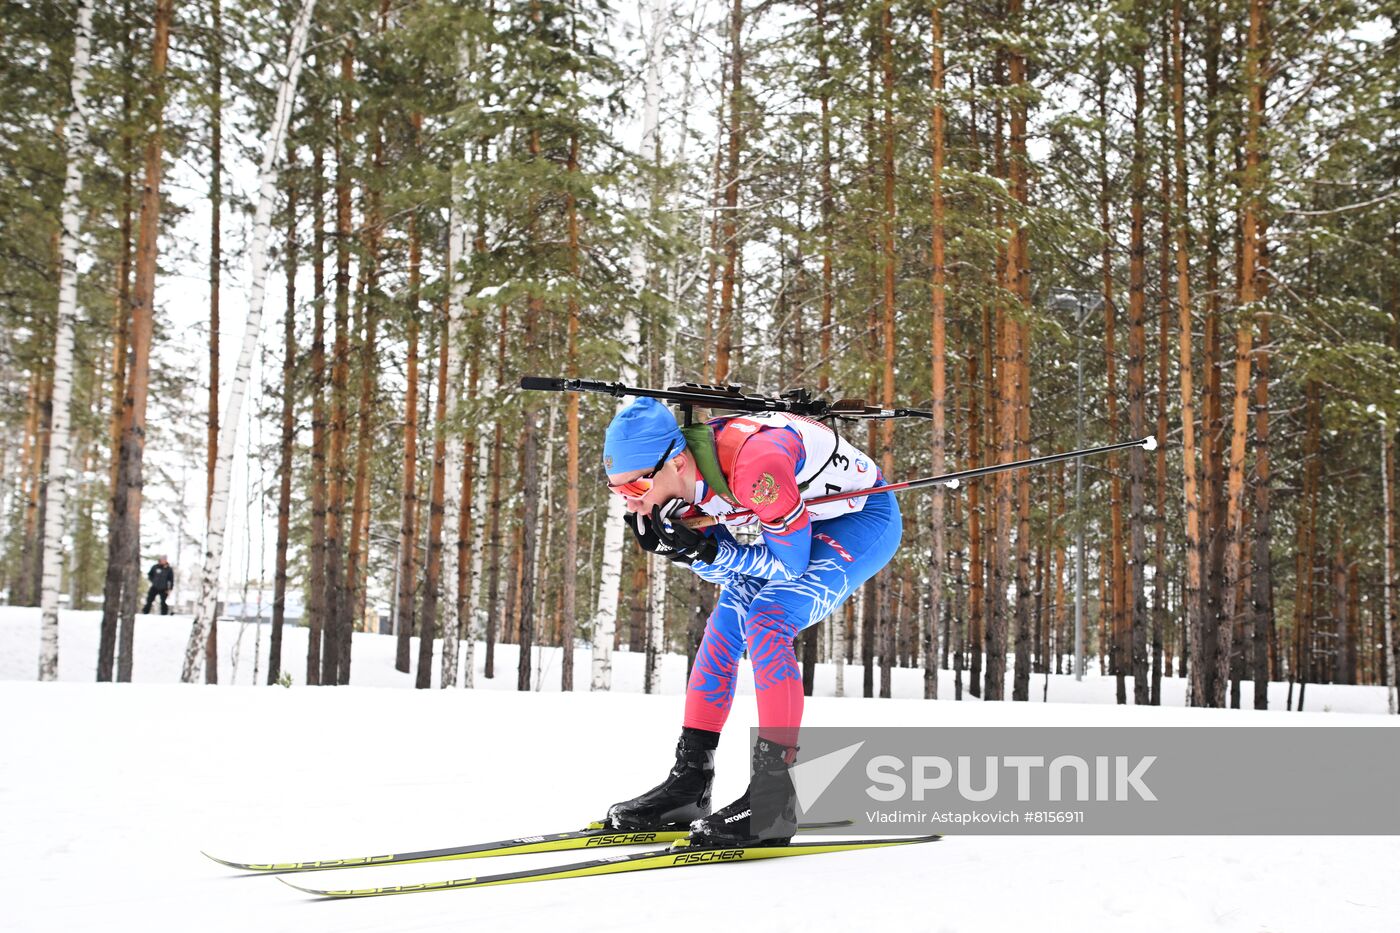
[685,436,1158,529]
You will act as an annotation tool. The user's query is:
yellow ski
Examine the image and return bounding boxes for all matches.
[279,834,942,898]
[204,819,853,873]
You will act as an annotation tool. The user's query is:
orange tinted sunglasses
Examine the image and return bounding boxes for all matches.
[607,441,675,499]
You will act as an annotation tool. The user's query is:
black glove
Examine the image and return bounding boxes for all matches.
[624,509,693,565]
[651,502,719,565]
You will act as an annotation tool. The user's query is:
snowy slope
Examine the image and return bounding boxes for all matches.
[2,608,1398,933]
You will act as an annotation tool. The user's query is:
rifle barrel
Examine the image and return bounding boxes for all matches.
[685,436,1155,529]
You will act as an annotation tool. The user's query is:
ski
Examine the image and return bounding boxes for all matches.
[279,833,942,898]
[204,819,853,874]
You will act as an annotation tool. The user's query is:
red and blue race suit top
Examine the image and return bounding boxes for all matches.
[686,412,880,582]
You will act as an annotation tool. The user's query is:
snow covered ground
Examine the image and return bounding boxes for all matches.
[3,607,1398,933]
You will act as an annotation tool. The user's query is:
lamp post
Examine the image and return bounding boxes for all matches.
[1049,288,1104,681]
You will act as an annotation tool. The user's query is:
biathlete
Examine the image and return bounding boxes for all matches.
[600,396,902,847]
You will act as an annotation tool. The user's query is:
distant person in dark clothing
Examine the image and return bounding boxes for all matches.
[143,556,174,615]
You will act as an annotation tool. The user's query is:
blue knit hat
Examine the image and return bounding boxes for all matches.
[603,397,687,474]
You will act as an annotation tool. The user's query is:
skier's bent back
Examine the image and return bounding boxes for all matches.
[601,397,902,847]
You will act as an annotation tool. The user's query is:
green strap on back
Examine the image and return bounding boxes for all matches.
[680,423,740,507]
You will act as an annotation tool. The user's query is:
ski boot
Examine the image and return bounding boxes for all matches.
[687,736,798,848]
[606,727,718,831]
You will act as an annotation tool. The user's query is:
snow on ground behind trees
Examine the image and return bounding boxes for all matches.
[2,606,1394,713]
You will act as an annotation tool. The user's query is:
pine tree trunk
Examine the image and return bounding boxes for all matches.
[1219,0,1266,708]
[416,301,450,689]
[562,125,581,691]
[515,88,543,693]
[859,35,879,700]
[345,69,388,676]
[484,302,508,679]
[1097,48,1125,703]
[322,39,355,686]
[306,101,328,687]
[1383,419,1397,713]
[106,0,135,523]
[269,141,297,686]
[714,0,743,382]
[517,391,540,691]
[203,0,224,683]
[877,0,897,701]
[1009,10,1033,704]
[1154,16,1172,702]
[101,0,174,683]
[1054,463,1069,678]
[952,422,968,698]
[1198,0,1228,707]
[1293,385,1321,699]
[924,0,946,701]
[985,76,1011,703]
[16,372,43,608]
[1250,253,1273,709]
[38,0,96,680]
[1173,0,1205,704]
[344,270,378,670]
[968,328,983,698]
[1128,25,1151,705]
[180,0,317,682]
[395,205,422,674]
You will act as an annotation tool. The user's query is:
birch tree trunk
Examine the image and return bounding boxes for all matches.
[438,32,481,688]
[591,302,639,691]
[591,0,656,692]
[204,0,225,684]
[437,307,464,685]
[646,339,677,694]
[640,0,669,697]
[438,198,468,687]
[38,0,96,680]
[180,0,319,682]
[463,427,491,688]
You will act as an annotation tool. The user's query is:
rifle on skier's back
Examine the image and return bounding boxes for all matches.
[521,376,1156,526]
